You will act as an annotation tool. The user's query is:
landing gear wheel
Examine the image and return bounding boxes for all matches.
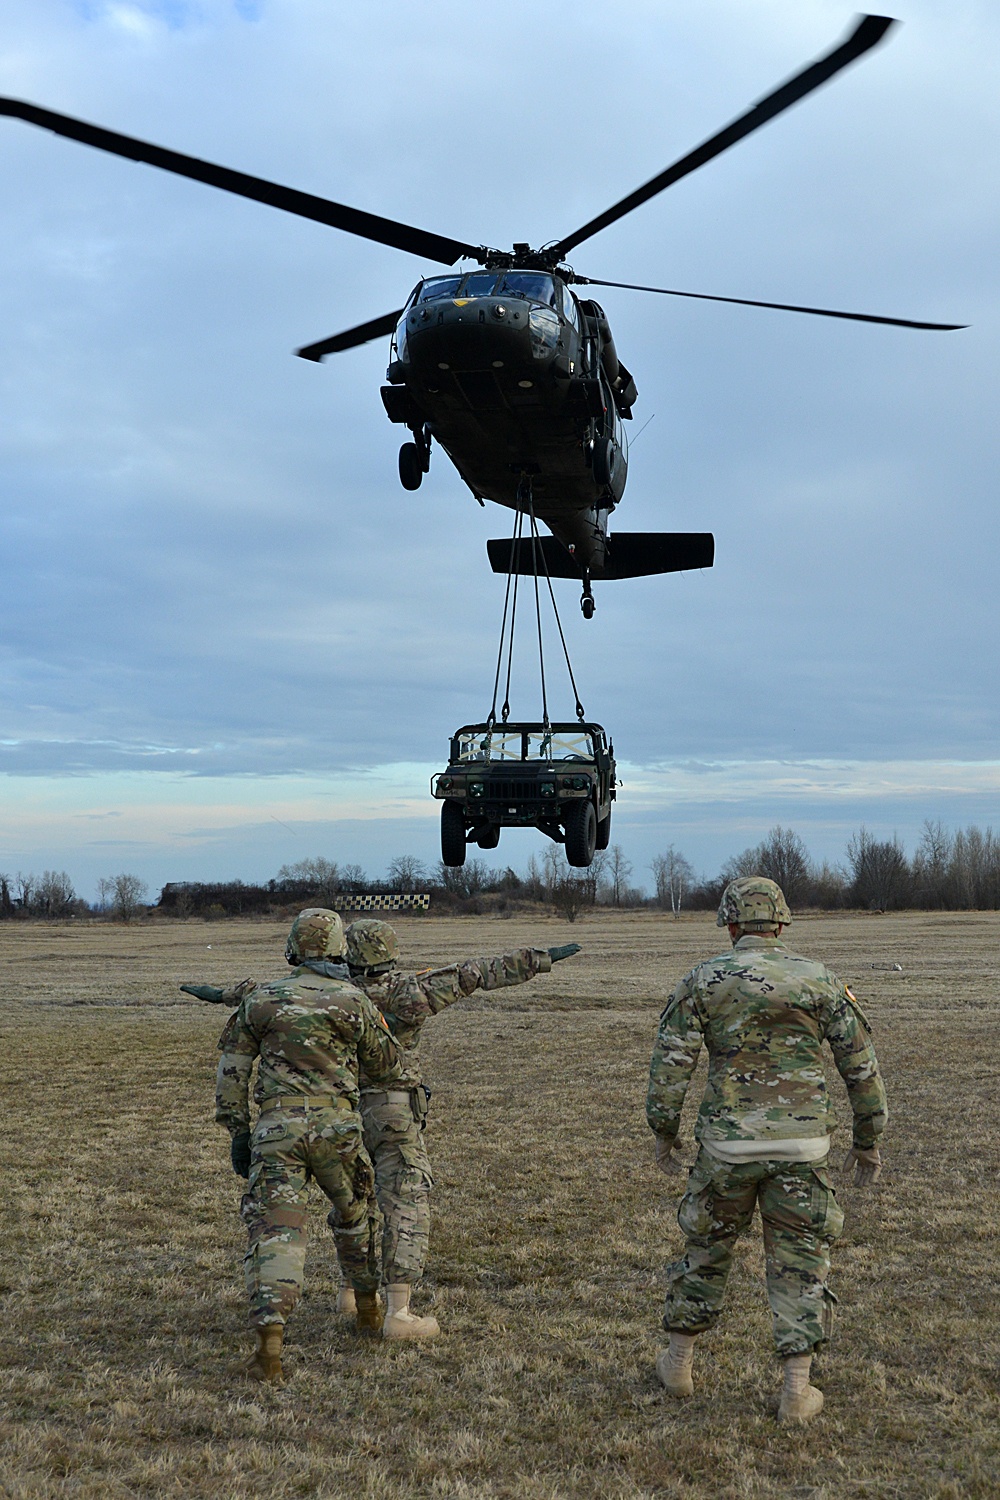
[564,799,597,868]
[441,800,467,866]
[582,595,595,620]
[475,824,500,850]
[592,437,616,487]
[596,809,611,850]
[399,442,423,491]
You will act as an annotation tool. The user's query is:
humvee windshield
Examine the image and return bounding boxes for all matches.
[454,727,595,762]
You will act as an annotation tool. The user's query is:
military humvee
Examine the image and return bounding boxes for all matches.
[432,721,616,868]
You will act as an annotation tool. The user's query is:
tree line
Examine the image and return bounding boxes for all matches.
[4,821,1000,921]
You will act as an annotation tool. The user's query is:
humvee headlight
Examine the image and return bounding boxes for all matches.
[437,776,453,791]
[468,782,486,798]
[562,774,589,791]
[540,781,556,796]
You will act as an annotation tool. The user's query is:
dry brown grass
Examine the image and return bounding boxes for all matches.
[2,910,998,1498]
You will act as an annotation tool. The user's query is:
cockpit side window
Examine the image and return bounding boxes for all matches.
[499,272,557,307]
[418,275,463,302]
[558,281,580,330]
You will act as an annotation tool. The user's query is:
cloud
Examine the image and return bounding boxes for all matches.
[0,0,997,893]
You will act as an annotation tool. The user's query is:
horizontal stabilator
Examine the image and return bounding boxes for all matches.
[486,533,715,581]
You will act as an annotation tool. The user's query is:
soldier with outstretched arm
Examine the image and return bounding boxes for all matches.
[340,920,580,1337]
[647,877,887,1423]
[215,908,400,1382]
[187,919,580,1342]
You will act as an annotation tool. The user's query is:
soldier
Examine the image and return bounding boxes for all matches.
[215,907,401,1383]
[340,920,580,1339]
[647,877,887,1423]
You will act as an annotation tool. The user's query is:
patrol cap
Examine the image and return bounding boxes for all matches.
[346,918,400,972]
[716,876,792,930]
[285,907,346,963]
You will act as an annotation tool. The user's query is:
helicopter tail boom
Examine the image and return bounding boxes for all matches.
[487,533,714,581]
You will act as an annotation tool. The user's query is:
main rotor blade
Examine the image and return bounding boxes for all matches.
[551,15,896,258]
[574,277,965,331]
[296,309,403,362]
[0,97,479,265]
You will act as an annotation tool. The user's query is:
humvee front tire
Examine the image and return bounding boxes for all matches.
[441,800,467,866]
[565,799,597,868]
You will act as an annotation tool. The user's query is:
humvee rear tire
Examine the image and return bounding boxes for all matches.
[596,809,612,850]
[475,825,500,849]
[441,800,467,866]
[565,799,597,867]
[399,442,423,491]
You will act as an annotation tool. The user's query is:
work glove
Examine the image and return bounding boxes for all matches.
[548,943,582,963]
[230,1129,252,1179]
[844,1144,882,1187]
[654,1136,684,1178]
[180,983,225,1004]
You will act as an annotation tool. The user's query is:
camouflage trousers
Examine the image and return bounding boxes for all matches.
[355,1087,433,1284]
[240,1099,380,1328]
[664,1148,845,1356]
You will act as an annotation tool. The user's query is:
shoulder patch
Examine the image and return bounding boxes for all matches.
[844,986,873,1034]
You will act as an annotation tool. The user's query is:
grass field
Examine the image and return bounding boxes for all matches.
[2,909,998,1499]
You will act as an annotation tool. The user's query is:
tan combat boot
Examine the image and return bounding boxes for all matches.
[777,1353,824,1424]
[382,1283,440,1340]
[336,1286,357,1316]
[246,1323,284,1384]
[655,1332,696,1397]
[355,1288,384,1336]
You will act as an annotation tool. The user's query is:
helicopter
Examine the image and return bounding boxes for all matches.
[1,14,960,619]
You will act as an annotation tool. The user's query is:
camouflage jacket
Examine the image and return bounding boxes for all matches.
[354,947,552,1089]
[215,964,400,1134]
[646,934,888,1151]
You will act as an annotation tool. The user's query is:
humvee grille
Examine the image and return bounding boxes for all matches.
[485,779,539,801]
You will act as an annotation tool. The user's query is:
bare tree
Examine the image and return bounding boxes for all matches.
[0,874,12,917]
[436,858,488,899]
[608,845,632,908]
[542,844,567,897]
[277,856,340,903]
[754,827,810,906]
[106,873,148,924]
[846,829,910,911]
[579,847,609,907]
[14,872,34,911]
[652,847,695,917]
[34,870,76,919]
[386,855,427,892]
[551,876,586,923]
[523,853,545,902]
[340,864,367,892]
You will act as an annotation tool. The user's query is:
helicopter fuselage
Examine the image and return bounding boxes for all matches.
[380,268,634,571]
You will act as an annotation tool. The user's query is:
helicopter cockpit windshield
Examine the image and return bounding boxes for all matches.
[498,272,557,307]
[415,271,558,306]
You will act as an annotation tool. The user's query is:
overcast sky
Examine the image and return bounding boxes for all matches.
[1,0,996,900]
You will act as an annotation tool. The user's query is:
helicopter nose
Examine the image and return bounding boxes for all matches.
[406,297,531,373]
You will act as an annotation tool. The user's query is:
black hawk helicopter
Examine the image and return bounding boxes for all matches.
[1,14,960,618]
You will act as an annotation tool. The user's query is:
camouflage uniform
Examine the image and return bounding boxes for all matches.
[352,947,552,1284]
[216,964,400,1328]
[647,932,887,1356]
